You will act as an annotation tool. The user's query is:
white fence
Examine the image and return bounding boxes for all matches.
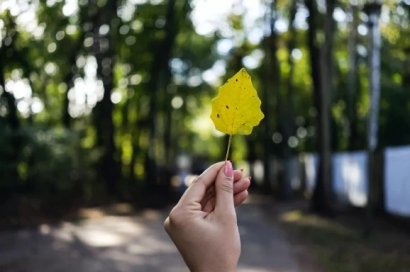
[302,151,368,207]
[384,146,410,217]
[273,145,410,217]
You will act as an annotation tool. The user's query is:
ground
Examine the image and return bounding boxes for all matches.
[277,201,410,272]
[0,194,323,272]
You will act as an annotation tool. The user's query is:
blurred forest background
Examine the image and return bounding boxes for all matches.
[1,0,409,220]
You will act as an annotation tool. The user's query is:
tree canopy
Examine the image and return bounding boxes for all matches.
[1,0,409,208]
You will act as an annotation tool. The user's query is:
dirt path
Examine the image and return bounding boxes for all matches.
[0,195,320,272]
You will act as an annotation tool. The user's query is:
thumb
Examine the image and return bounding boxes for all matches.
[214,160,235,217]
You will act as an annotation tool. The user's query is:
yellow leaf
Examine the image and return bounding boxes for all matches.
[210,68,264,135]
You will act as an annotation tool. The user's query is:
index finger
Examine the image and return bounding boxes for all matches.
[179,162,225,205]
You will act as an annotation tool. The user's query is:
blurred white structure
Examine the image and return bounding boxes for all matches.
[304,153,318,195]
[384,146,410,217]
[303,152,368,207]
[332,151,368,207]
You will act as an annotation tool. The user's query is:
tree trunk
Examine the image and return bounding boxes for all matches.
[0,12,20,130]
[260,0,282,194]
[0,13,21,195]
[347,4,359,150]
[162,0,178,166]
[91,0,120,197]
[305,0,333,214]
[146,0,177,186]
[279,0,298,200]
[365,2,382,222]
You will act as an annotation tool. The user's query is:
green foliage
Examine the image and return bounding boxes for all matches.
[0,125,20,193]
[1,0,410,206]
[0,123,98,203]
[20,127,85,197]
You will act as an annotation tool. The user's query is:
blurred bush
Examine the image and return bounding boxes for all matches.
[0,124,99,206]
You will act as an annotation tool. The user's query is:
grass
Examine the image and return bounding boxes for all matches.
[278,205,410,272]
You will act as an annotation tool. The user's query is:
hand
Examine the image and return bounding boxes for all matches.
[200,165,251,213]
[164,161,251,272]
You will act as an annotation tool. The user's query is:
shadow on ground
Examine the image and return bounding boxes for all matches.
[0,195,324,272]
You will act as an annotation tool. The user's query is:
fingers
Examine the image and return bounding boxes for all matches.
[214,161,235,216]
[179,160,251,215]
[202,175,251,212]
[233,169,242,182]
[234,190,248,206]
[203,189,248,213]
[234,177,251,194]
[179,162,224,205]
[203,175,249,201]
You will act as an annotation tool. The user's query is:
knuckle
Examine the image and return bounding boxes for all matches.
[167,207,184,227]
[163,217,171,231]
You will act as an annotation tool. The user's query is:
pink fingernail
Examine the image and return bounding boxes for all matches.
[224,160,233,178]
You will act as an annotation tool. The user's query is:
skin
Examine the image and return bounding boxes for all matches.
[164,161,251,272]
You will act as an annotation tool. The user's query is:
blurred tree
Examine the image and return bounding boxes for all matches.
[279,0,299,199]
[305,0,333,213]
[365,1,382,218]
[1,0,410,212]
[347,3,360,150]
[89,0,120,197]
[261,0,281,195]
[146,0,178,186]
[0,11,22,197]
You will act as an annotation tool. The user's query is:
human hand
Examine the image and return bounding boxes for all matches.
[164,161,251,272]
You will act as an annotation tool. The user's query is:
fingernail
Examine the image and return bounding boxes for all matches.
[224,160,233,178]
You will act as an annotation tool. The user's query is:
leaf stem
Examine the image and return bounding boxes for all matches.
[224,134,233,162]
